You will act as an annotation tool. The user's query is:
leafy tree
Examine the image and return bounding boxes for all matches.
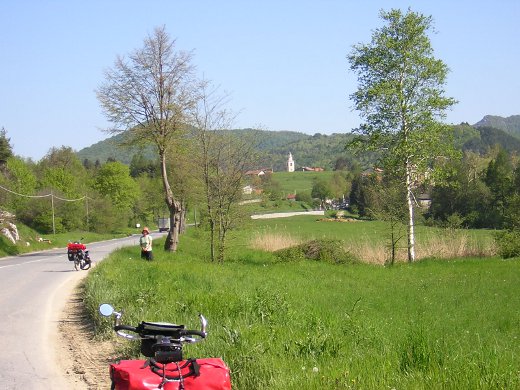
[0,127,13,167]
[32,147,89,231]
[97,26,198,251]
[82,158,94,170]
[373,176,408,265]
[348,173,366,216]
[134,174,167,227]
[429,156,491,228]
[85,196,121,233]
[129,153,157,178]
[349,172,383,218]
[311,177,333,205]
[295,191,313,206]
[483,148,513,227]
[348,8,457,261]
[505,193,520,230]
[259,173,283,201]
[329,171,350,200]
[3,156,37,213]
[93,161,140,212]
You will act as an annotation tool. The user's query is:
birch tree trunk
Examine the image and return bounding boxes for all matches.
[406,161,416,262]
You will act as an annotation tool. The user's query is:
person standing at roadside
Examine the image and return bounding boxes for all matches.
[139,227,153,260]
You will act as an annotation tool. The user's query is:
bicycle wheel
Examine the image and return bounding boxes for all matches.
[74,256,80,271]
[80,259,91,270]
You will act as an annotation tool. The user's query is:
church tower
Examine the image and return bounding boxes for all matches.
[287,152,295,172]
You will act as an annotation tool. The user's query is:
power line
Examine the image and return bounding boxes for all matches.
[0,184,91,235]
[0,184,89,201]
[0,184,51,198]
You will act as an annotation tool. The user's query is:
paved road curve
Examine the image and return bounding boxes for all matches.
[0,234,149,389]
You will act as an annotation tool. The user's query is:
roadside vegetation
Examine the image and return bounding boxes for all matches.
[0,222,133,257]
[85,219,519,389]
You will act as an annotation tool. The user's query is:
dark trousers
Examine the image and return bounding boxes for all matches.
[141,250,153,261]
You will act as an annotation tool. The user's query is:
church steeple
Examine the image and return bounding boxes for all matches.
[287,152,295,172]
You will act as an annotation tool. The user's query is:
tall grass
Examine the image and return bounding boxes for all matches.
[84,225,520,389]
[250,232,302,252]
[250,220,497,264]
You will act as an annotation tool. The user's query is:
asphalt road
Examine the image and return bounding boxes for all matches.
[0,234,148,389]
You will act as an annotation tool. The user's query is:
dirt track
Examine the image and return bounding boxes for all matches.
[58,285,114,389]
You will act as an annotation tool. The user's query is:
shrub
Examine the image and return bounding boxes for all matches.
[0,235,19,256]
[274,239,356,264]
[495,230,520,259]
[273,245,306,262]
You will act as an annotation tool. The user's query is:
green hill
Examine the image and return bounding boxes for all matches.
[77,129,361,171]
[76,119,520,170]
[454,122,520,154]
[76,132,157,165]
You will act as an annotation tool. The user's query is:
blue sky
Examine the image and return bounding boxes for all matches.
[1,0,519,160]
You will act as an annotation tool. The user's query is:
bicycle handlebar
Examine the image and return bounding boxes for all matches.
[114,324,140,339]
[99,304,207,344]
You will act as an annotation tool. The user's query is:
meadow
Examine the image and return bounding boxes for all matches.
[83,216,519,389]
[272,171,336,195]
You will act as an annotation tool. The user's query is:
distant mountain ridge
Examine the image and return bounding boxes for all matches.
[474,115,520,138]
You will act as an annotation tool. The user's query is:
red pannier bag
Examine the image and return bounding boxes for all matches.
[67,243,86,251]
[67,242,86,261]
[110,357,231,390]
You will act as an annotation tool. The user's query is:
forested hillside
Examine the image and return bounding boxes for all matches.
[474,115,520,138]
[453,123,520,154]
[76,132,156,165]
[77,129,362,171]
[77,118,520,172]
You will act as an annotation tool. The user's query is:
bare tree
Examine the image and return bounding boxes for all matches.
[191,81,256,262]
[97,26,198,251]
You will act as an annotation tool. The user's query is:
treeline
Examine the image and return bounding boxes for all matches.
[350,147,519,229]
[0,131,165,233]
[429,149,520,230]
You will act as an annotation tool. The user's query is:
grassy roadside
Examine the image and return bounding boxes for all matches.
[0,223,136,258]
[83,220,519,389]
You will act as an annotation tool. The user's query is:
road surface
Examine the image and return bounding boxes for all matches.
[0,234,149,389]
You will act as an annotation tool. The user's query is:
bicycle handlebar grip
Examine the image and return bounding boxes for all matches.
[180,330,207,339]
[114,324,138,332]
[114,324,140,339]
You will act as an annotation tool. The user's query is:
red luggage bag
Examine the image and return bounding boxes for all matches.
[110,357,231,390]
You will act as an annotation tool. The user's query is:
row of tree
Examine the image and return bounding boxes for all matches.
[349,148,520,231]
[0,141,149,234]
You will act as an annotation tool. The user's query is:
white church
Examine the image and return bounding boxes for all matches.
[287,152,295,172]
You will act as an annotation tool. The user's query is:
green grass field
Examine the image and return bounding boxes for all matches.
[84,219,519,389]
[272,171,336,195]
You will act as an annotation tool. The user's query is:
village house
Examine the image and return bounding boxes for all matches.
[245,168,273,177]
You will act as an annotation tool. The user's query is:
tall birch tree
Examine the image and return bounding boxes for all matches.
[348,9,457,262]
